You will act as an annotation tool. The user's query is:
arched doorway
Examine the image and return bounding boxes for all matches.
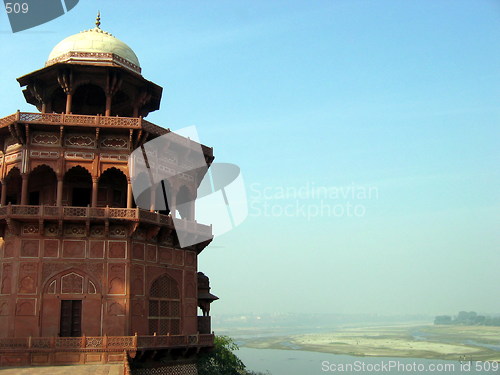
[40,269,101,337]
[148,274,181,335]
[4,167,21,205]
[98,168,127,207]
[50,87,66,113]
[111,90,132,117]
[28,165,57,205]
[72,84,106,115]
[64,166,92,207]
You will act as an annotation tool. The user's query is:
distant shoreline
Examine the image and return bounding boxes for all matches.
[238,324,500,362]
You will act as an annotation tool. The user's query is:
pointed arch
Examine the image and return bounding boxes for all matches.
[98,167,127,207]
[72,83,106,115]
[43,267,101,295]
[63,166,92,207]
[4,167,21,204]
[40,268,102,337]
[28,164,57,205]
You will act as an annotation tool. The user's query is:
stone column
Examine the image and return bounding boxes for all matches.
[0,180,7,206]
[149,185,156,212]
[21,173,29,205]
[127,179,133,208]
[56,177,63,206]
[105,95,112,116]
[91,177,99,208]
[65,92,73,114]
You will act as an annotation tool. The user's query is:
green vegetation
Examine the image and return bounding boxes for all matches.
[435,311,500,326]
[197,335,269,375]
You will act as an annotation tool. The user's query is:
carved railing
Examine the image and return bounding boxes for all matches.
[0,112,170,134]
[136,334,207,349]
[43,206,60,216]
[0,204,212,235]
[12,112,142,129]
[63,206,88,217]
[11,205,39,215]
[0,334,214,351]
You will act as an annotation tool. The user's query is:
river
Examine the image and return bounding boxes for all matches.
[238,347,500,375]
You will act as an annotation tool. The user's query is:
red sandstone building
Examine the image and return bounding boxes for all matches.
[0,17,217,373]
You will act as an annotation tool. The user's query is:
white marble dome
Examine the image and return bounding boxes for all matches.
[46,25,140,72]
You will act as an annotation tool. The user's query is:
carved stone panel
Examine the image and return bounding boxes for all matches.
[21,240,39,258]
[107,300,125,316]
[62,240,86,258]
[44,224,59,237]
[61,273,84,294]
[3,240,15,258]
[158,247,172,264]
[22,224,40,236]
[64,134,96,148]
[100,136,128,149]
[0,300,9,315]
[185,251,196,268]
[90,225,105,237]
[184,271,196,299]
[64,224,86,237]
[43,240,59,258]
[132,243,144,260]
[107,263,126,295]
[173,249,184,266]
[131,301,144,317]
[130,265,144,296]
[31,132,59,146]
[16,299,36,316]
[1,264,12,294]
[89,241,104,259]
[146,245,156,262]
[42,263,103,286]
[18,263,38,294]
[109,225,126,238]
[108,241,126,259]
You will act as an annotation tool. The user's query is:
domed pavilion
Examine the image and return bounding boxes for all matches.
[0,14,217,373]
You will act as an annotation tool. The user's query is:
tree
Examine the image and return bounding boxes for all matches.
[197,335,269,375]
[434,315,452,325]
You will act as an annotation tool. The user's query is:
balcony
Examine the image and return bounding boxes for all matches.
[0,111,168,137]
[0,333,214,351]
[0,204,212,236]
[0,334,214,366]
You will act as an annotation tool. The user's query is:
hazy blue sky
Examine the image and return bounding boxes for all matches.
[1,0,499,316]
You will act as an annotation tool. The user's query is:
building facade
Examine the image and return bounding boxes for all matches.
[0,18,216,372]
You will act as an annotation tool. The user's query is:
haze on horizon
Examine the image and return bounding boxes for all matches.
[0,0,498,317]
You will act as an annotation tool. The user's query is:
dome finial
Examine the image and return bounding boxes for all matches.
[95,11,101,29]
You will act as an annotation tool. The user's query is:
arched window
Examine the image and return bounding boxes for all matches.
[4,167,21,204]
[64,166,92,207]
[28,165,57,205]
[148,274,181,335]
[98,168,127,207]
[72,84,106,115]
